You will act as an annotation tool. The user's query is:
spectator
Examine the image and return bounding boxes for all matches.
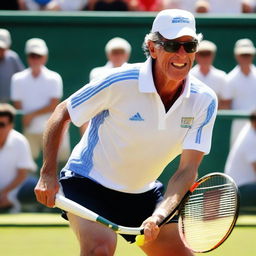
[125,0,163,11]
[88,0,129,11]
[22,0,88,11]
[0,29,25,103]
[89,37,131,81]
[0,103,36,213]
[225,111,256,207]
[190,40,227,107]
[195,0,209,13]
[221,38,256,145]
[11,38,70,163]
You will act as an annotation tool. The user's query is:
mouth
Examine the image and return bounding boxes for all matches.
[171,62,187,69]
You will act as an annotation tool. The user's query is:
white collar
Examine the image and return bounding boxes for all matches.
[139,57,191,99]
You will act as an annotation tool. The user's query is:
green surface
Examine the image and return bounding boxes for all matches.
[0,214,255,255]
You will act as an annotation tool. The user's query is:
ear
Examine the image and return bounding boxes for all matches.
[148,41,158,59]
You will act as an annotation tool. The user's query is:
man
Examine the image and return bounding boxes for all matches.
[190,40,227,107]
[0,103,36,213]
[225,111,256,207]
[221,38,256,145]
[11,38,70,163]
[89,37,131,81]
[0,28,24,102]
[35,9,217,256]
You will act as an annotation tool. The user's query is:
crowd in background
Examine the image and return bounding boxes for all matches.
[0,15,256,214]
[0,0,256,13]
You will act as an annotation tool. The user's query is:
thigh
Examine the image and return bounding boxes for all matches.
[67,212,117,256]
[140,223,194,256]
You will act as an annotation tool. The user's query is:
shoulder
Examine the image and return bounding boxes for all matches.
[8,130,29,147]
[190,74,217,99]
[12,68,30,81]
[5,49,20,60]
[227,66,240,80]
[211,66,227,76]
[43,67,62,80]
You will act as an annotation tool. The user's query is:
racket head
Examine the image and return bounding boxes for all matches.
[178,172,239,253]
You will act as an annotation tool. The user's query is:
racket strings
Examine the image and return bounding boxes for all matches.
[179,175,238,252]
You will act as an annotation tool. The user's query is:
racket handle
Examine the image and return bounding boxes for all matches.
[135,234,145,246]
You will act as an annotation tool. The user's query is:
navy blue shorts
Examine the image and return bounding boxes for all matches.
[60,177,178,243]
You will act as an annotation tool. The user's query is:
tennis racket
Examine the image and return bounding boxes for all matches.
[54,172,239,253]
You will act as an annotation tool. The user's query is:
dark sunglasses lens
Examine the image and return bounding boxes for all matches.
[183,42,197,53]
[163,41,197,53]
[163,41,180,52]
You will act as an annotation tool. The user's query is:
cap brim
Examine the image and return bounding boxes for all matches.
[159,27,198,40]
[235,48,256,55]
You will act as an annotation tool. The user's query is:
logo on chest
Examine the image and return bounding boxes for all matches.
[129,112,144,121]
[181,117,194,128]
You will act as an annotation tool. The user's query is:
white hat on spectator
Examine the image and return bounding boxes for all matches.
[25,38,48,55]
[105,37,131,55]
[197,40,217,52]
[234,38,256,55]
[151,9,200,40]
[0,29,11,49]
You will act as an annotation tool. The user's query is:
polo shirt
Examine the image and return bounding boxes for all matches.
[11,66,63,133]
[222,65,256,111]
[62,58,217,193]
[190,64,227,99]
[0,129,36,190]
[225,123,256,187]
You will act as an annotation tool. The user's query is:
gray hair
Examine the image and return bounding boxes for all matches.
[142,32,203,58]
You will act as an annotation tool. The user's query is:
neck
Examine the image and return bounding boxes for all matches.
[199,65,211,75]
[240,65,251,76]
[31,67,42,77]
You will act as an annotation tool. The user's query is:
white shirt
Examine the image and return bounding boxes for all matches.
[222,65,256,111]
[225,123,256,187]
[89,61,114,81]
[62,58,217,193]
[208,0,242,13]
[11,66,63,133]
[0,129,36,190]
[190,65,227,99]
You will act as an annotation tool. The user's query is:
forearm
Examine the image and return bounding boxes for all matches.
[29,99,60,118]
[41,100,70,175]
[0,169,27,194]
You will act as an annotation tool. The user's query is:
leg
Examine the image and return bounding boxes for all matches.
[67,212,117,256]
[140,223,194,256]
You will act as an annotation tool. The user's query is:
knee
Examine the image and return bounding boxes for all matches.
[81,239,116,256]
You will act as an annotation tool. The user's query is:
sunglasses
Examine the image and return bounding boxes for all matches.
[156,40,198,53]
[0,122,8,128]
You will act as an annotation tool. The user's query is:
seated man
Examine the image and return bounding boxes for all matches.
[225,111,256,208]
[0,103,36,213]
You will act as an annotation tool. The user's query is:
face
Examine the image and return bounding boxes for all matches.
[0,116,12,143]
[195,51,215,67]
[27,53,47,69]
[149,36,196,82]
[0,48,6,60]
[107,48,129,68]
[235,54,254,67]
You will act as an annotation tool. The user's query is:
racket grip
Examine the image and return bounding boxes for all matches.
[135,234,145,246]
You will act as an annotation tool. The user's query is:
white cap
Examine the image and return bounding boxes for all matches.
[197,40,217,52]
[25,38,48,55]
[0,29,11,49]
[152,9,199,40]
[105,37,131,55]
[234,38,256,55]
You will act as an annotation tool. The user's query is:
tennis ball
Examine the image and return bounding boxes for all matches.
[135,235,145,246]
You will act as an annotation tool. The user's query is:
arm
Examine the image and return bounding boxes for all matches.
[218,99,232,110]
[142,149,204,242]
[0,169,27,207]
[252,162,256,173]
[34,100,71,207]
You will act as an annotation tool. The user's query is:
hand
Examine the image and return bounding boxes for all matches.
[23,113,35,127]
[34,172,60,208]
[0,191,13,208]
[140,215,161,243]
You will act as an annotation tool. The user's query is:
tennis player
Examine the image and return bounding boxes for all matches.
[35,9,217,256]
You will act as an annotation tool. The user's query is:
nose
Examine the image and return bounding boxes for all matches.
[176,45,187,56]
